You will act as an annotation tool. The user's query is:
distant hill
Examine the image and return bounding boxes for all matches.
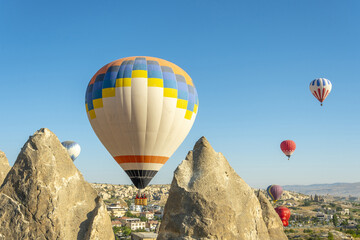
[283,182,360,197]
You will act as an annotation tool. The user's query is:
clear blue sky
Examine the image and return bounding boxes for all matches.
[1,0,359,189]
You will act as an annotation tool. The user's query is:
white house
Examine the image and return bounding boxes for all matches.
[140,211,154,220]
[119,217,146,231]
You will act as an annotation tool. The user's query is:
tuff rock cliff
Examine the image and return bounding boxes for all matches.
[256,191,288,239]
[0,128,114,240]
[158,137,288,240]
[0,151,11,185]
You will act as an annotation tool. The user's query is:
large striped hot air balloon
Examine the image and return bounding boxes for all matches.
[280,140,296,160]
[61,141,81,161]
[267,184,283,203]
[275,206,291,227]
[309,78,332,106]
[85,56,198,190]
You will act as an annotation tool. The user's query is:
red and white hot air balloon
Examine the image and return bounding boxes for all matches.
[280,140,296,160]
[309,78,332,106]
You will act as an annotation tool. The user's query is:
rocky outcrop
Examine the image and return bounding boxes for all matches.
[158,137,287,240]
[0,151,11,185]
[0,128,114,240]
[256,191,288,239]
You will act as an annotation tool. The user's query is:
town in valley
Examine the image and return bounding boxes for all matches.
[92,183,360,240]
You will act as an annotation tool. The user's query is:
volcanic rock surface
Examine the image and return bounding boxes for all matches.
[0,128,114,240]
[256,191,288,239]
[158,137,288,240]
[0,151,11,186]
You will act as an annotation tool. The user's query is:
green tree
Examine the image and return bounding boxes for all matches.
[328,232,334,240]
[134,228,147,232]
[139,216,148,222]
[121,226,132,236]
[341,219,349,226]
[332,214,338,227]
[124,211,136,218]
[303,200,311,206]
[113,226,121,234]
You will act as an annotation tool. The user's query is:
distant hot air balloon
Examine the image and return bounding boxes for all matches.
[85,56,198,191]
[309,78,332,106]
[275,206,291,227]
[61,141,81,161]
[267,185,283,202]
[280,140,296,160]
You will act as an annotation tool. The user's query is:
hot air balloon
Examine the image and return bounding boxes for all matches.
[275,206,291,227]
[309,78,332,106]
[85,56,198,192]
[61,141,81,161]
[267,185,283,202]
[280,140,296,160]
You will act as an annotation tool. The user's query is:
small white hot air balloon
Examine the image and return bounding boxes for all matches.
[61,141,81,161]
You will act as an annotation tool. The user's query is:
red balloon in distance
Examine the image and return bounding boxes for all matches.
[280,140,296,160]
[275,206,291,227]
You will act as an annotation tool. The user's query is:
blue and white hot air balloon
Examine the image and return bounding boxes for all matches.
[61,141,81,161]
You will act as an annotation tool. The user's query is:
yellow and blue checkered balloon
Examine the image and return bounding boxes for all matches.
[85,56,198,189]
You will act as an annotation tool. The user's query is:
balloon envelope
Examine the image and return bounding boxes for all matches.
[85,56,198,189]
[61,141,81,161]
[309,78,332,105]
[280,140,296,159]
[275,206,291,227]
[267,185,283,202]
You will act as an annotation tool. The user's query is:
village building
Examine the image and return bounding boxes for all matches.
[119,217,146,230]
[146,220,159,231]
[140,211,154,220]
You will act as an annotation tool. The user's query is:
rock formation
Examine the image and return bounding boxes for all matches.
[0,151,11,185]
[0,128,114,240]
[256,191,288,239]
[158,137,288,240]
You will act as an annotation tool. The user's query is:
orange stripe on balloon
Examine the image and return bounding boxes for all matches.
[90,63,111,84]
[114,155,169,164]
[90,60,128,85]
[139,56,194,87]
